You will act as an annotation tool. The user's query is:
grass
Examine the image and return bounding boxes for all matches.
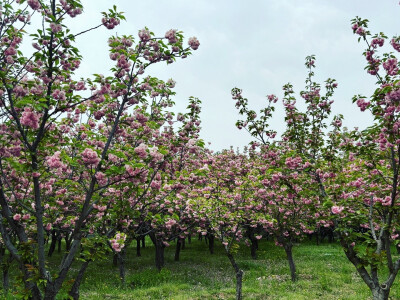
[1,238,400,299]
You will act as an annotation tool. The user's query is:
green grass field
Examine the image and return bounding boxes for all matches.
[2,238,400,299]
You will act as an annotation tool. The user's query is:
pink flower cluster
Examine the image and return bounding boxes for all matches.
[391,38,400,52]
[110,232,126,252]
[285,156,302,169]
[21,107,40,129]
[376,196,392,206]
[134,143,148,159]
[371,38,384,48]
[139,28,151,42]
[165,29,177,44]
[356,98,370,112]
[95,171,107,185]
[383,58,398,76]
[365,50,380,75]
[351,23,365,36]
[27,0,40,10]
[267,94,278,103]
[149,147,164,162]
[386,89,400,102]
[331,206,344,214]
[188,37,200,50]
[46,151,65,169]
[102,17,120,30]
[60,0,82,17]
[50,23,62,33]
[81,148,100,166]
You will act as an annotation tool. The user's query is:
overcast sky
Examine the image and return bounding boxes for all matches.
[61,0,400,150]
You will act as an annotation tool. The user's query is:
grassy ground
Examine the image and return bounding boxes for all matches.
[2,238,400,299]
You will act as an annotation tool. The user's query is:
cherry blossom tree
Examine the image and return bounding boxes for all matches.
[327,17,400,300]
[0,0,199,298]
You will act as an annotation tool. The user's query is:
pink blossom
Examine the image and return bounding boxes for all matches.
[102,17,120,30]
[188,37,200,50]
[149,147,164,162]
[355,27,365,36]
[27,0,40,10]
[331,206,344,214]
[112,242,121,252]
[383,58,399,76]
[95,171,107,185]
[356,98,370,112]
[13,214,21,221]
[391,38,400,52]
[46,151,63,169]
[81,148,100,166]
[49,23,62,33]
[21,107,40,129]
[165,29,177,44]
[134,143,148,159]
[139,28,151,42]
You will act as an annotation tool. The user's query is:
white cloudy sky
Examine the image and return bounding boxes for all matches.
[59,0,400,150]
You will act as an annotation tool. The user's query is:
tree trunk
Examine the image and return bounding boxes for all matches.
[181,238,186,250]
[284,243,297,282]
[155,241,165,271]
[245,227,258,259]
[141,236,145,248]
[250,239,258,260]
[48,230,59,257]
[226,252,243,300]
[57,235,62,253]
[118,248,127,284]
[2,252,11,296]
[65,232,72,251]
[44,288,56,300]
[188,234,191,244]
[68,260,90,300]
[175,238,182,261]
[149,232,165,271]
[136,238,141,257]
[371,286,390,300]
[208,233,214,254]
[113,253,118,266]
[2,265,9,296]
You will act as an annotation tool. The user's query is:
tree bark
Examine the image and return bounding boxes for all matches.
[371,286,390,300]
[175,238,182,261]
[65,232,72,251]
[113,253,118,267]
[68,260,90,300]
[118,248,127,284]
[48,230,60,257]
[149,232,165,271]
[136,238,141,257]
[208,233,214,254]
[181,238,186,250]
[226,252,243,300]
[57,235,62,253]
[284,243,297,282]
[1,251,11,296]
[155,241,165,271]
